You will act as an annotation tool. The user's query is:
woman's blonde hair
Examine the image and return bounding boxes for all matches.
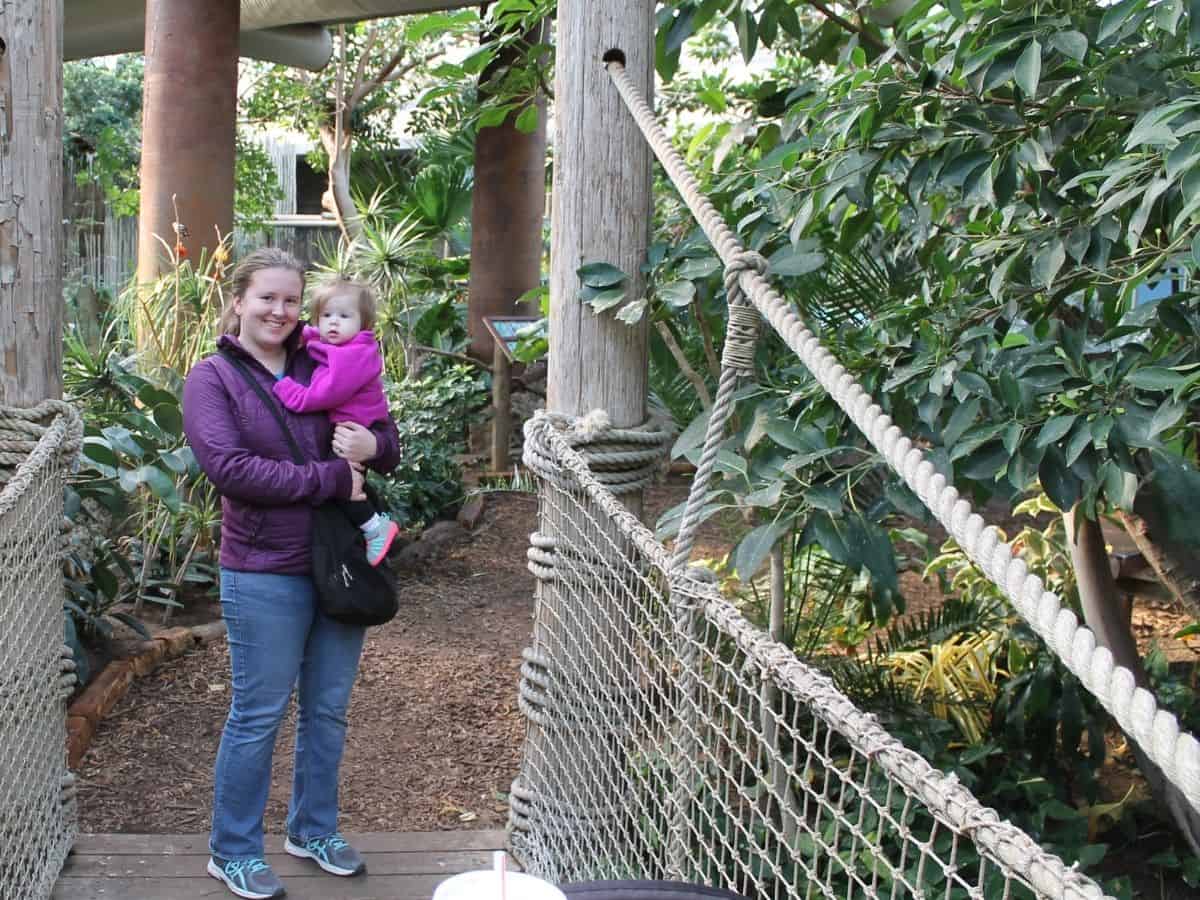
[219,247,306,335]
[308,277,378,331]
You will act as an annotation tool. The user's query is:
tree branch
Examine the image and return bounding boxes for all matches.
[805,1,887,53]
[348,25,379,110]
[414,344,494,373]
[655,320,713,410]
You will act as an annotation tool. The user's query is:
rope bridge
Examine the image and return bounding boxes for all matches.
[0,401,81,900]
[506,57,1200,899]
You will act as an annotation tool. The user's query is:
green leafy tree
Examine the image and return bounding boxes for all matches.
[64,56,144,217]
[646,0,1200,854]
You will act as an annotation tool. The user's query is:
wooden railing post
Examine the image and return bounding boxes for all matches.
[510,2,657,883]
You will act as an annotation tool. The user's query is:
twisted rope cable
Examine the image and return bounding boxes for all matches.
[605,59,1200,818]
[670,251,767,571]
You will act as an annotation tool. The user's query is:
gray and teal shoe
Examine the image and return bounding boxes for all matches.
[284,833,366,876]
[206,855,286,899]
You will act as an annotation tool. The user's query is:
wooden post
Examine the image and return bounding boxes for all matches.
[136,0,239,289]
[0,2,64,406]
[492,341,512,473]
[467,21,548,363]
[511,1,656,882]
[547,9,653,432]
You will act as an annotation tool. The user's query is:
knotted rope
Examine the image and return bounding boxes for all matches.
[670,250,767,571]
[604,56,1200,820]
[0,400,83,503]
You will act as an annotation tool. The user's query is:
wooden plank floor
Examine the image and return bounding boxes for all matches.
[53,830,510,900]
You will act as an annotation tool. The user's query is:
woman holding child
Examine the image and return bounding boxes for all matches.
[182,248,400,900]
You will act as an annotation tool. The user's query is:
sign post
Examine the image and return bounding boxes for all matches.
[482,316,541,473]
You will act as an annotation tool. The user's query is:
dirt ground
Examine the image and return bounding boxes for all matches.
[77,481,719,835]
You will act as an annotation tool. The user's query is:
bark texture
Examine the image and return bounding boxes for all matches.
[547,7,654,428]
[0,0,64,404]
[1066,507,1200,854]
[467,23,548,362]
[136,0,239,287]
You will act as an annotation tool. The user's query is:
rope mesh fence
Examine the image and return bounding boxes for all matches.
[598,56,1200,829]
[510,416,1109,899]
[0,401,82,900]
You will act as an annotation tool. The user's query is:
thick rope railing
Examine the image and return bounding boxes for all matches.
[603,55,1200,820]
[520,412,1109,899]
[511,411,674,855]
[0,399,83,900]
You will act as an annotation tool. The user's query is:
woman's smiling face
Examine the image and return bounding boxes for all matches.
[233,266,304,355]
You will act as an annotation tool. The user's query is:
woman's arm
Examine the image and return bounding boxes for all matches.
[334,418,402,475]
[183,362,353,505]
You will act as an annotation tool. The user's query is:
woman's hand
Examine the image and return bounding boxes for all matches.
[332,422,379,464]
[349,461,366,501]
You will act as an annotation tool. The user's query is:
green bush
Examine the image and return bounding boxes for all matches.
[369,362,488,527]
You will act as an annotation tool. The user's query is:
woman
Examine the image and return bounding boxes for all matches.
[183,248,402,900]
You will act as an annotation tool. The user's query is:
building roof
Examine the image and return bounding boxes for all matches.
[65,0,478,70]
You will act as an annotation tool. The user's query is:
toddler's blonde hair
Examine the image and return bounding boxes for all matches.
[309,277,378,331]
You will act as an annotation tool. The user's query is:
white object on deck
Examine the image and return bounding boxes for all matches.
[434,870,566,900]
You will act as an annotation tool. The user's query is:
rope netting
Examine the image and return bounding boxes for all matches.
[507,55,1200,900]
[0,401,82,900]
[511,415,1108,899]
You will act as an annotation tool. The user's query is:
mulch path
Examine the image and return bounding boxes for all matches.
[77,490,543,834]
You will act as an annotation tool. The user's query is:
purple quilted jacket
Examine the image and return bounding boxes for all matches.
[182,334,402,574]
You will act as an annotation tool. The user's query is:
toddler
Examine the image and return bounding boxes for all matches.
[274,277,400,565]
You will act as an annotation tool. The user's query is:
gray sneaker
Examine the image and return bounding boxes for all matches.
[284,833,366,876]
[207,855,286,899]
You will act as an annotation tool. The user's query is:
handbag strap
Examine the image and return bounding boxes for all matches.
[218,348,309,466]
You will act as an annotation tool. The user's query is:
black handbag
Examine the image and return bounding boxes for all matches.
[218,350,399,627]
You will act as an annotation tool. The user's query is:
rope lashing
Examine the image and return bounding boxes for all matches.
[0,401,83,510]
[669,250,768,570]
[604,55,1200,821]
[522,411,671,496]
[720,251,767,375]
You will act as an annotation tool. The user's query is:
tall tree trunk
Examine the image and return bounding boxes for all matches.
[0,1,64,405]
[136,0,238,292]
[1117,499,1200,622]
[319,121,359,242]
[467,20,548,362]
[1066,506,1200,854]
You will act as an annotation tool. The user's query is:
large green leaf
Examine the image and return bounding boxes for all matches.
[733,518,792,582]
[577,262,627,288]
[658,280,696,307]
[1127,367,1189,389]
[1144,453,1200,543]
[1014,40,1042,97]
[1039,447,1082,511]
[1031,237,1066,288]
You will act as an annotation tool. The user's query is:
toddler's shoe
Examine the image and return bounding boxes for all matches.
[364,517,399,566]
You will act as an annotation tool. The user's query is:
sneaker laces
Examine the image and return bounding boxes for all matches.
[226,858,270,878]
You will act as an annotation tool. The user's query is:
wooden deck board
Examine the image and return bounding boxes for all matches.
[54,831,509,900]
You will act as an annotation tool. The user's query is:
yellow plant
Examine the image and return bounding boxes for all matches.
[879,630,1006,744]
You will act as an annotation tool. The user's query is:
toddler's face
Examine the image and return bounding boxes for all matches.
[317,293,363,345]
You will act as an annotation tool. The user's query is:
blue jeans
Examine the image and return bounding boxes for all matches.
[211,569,366,860]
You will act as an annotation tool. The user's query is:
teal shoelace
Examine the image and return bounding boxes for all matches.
[225,858,270,882]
